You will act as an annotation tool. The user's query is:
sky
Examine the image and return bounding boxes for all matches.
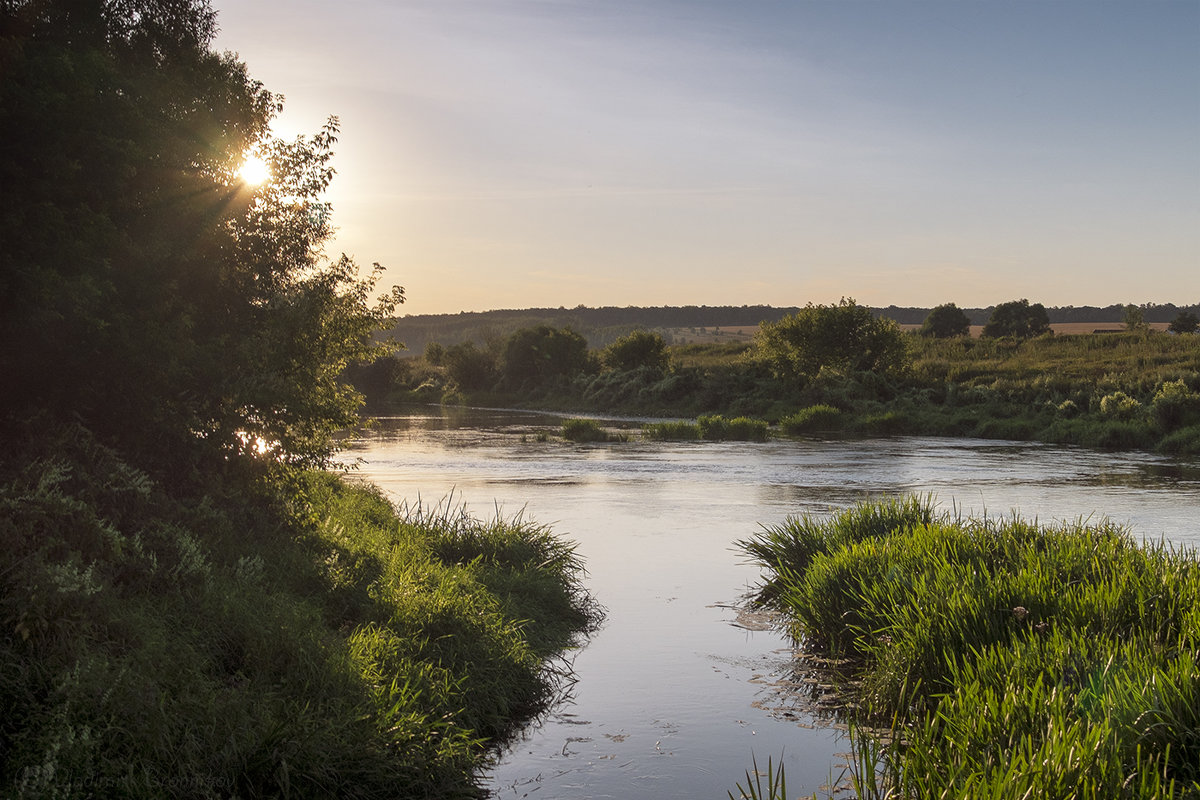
[213,1,1200,316]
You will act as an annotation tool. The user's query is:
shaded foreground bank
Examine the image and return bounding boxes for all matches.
[1,424,598,799]
[740,497,1200,799]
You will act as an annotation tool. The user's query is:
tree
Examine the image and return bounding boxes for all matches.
[1123,304,1148,333]
[920,303,972,338]
[444,342,498,391]
[1168,311,1199,335]
[755,298,909,382]
[981,299,1051,339]
[602,330,670,372]
[502,326,591,387]
[0,0,402,470]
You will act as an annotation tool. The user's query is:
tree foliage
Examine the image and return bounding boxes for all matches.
[601,330,670,372]
[1123,304,1148,333]
[0,0,402,471]
[920,303,971,339]
[1169,311,1199,335]
[444,342,498,391]
[982,299,1051,339]
[755,298,909,382]
[502,326,591,387]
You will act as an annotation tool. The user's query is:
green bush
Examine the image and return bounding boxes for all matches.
[1151,379,1200,431]
[1099,391,1142,420]
[780,404,843,434]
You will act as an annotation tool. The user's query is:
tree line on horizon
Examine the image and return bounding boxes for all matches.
[382,301,1200,352]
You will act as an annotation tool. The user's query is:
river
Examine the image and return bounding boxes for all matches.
[342,406,1200,799]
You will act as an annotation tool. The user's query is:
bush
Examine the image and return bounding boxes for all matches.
[1099,391,1142,420]
[1151,379,1200,431]
[780,404,843,434]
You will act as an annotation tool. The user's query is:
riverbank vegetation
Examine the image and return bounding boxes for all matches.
[1,3,597,796]
[359,312,1200,455]
[739,497,1199,799]
[2,423,596,798]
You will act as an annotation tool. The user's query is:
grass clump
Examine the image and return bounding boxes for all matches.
[642,420,701,441]
[779,404,843,434]
[697,414,769,442]
[740,497,1200,799]
[1,424,599,799]
[561,418,613,442]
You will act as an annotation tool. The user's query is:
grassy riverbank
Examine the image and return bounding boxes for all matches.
[1,424,598,799]
[739,497,1200,799]
[370,330,1200,455]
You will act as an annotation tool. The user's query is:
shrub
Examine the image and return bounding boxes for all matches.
[1099,391,1142,420]
[1056,399,1080,418]
[1151,379,1200,431]
[781,405,843,434]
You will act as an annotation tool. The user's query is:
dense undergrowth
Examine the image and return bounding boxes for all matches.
[1,423,598,799]
[739,497,1200,799]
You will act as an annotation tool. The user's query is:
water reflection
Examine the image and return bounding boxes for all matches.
[344,407,1199,799]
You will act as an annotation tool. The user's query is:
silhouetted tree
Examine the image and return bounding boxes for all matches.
[755,298,908,382]
[920,303,972,338]
[981,300,1050,339]
[0,0,402,470]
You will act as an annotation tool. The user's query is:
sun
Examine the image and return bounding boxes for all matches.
[237,153,271,186]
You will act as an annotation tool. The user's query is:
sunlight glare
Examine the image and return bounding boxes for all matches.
[238,153,271,186]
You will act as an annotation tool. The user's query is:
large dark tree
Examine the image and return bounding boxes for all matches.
[981,299,1051,339]
[0,0,401,471]
[920,303,972,338]
[1168,311,1199,335]
[502,326,591,387]
[755,298,908,382]
[601,330,670,372]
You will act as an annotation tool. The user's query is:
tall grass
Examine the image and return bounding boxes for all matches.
[1,424,600,798]
[739,497,1200,798]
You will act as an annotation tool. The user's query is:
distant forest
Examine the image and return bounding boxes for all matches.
[381,302,1200,352]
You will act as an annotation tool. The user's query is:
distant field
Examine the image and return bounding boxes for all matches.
[669,322,1170,343]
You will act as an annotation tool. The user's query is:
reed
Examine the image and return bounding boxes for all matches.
[740,497,1200,798]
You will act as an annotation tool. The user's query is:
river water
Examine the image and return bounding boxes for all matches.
[342,407,1200,799]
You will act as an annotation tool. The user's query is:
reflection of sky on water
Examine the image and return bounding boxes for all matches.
[345,408,1199,799]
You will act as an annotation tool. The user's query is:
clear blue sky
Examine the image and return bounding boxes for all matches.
[214,1,1200,315]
